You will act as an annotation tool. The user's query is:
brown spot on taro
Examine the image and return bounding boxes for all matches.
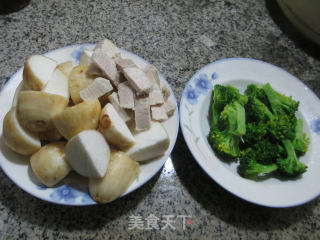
[100,114,111,129]
[58,148,64,155]
[79,70,84,74]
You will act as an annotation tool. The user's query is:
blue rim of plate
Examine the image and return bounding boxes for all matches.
[0,43,179,206]
[179,57,320,208]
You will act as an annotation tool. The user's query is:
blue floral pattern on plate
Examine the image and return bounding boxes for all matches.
[211,72,218,80]
[183,85,199,105]
[36,184,95,204]
[183,73,217,105]
[194,73,213,95]
[71,46,84,64]
[310,117,320,134]
[183,72,217,143]
[50,185,79,203]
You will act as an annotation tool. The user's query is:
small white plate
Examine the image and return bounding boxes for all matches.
[180,58,320,208]
[0,44,179,206]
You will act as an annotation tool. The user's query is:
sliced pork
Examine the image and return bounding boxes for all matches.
[80,77,113,101]
[143,65,161,86]
[89,50,120,87]
[148,87,164,105]
[122,67,152,94]
[143,65,164,105]
[118,81,135,109]
[134,94,151,131]
[108,92,132,122]
[93,39,120,59]
[115,58,136,72]
[151,104,168,121]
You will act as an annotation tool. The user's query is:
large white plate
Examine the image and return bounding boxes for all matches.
[180,58,320,208]
[0,44,179,206]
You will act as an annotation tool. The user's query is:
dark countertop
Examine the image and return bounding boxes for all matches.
[0,0,319,239]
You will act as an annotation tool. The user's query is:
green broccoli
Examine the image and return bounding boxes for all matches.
[239,147,278,179]
[241,121,268,148]
[245,101,296,142]
[209,83,309,180]
[220,101,246,136]
[263,83,299,116]
[211,85,248,128]
[267,114,297,141]
[209,100,246,158]
[246,139,284,165]
[245,97,273,122]
[277,139,307,176]
[245,83,297,142]
[209,129,241,158]
[292,119,310,156]
[245,83,270,107]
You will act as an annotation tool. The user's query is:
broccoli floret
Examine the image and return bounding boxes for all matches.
[245,97,273,122]
[245,84,270,106]
[209,129,241,158]
[267,114,297,141]
[248,139,284,165]
[241,121,268,148]
[211,85,248,128]
[277,139,307,176]
[209,101,246,158]
[239,148,278,179]
[245,84,297,142]
[263,83,299,116]
[292,119,310,156]
[220,101,246,136]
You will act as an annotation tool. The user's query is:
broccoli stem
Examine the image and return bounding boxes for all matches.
[292,119,310,156]
[277,139,307,176]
